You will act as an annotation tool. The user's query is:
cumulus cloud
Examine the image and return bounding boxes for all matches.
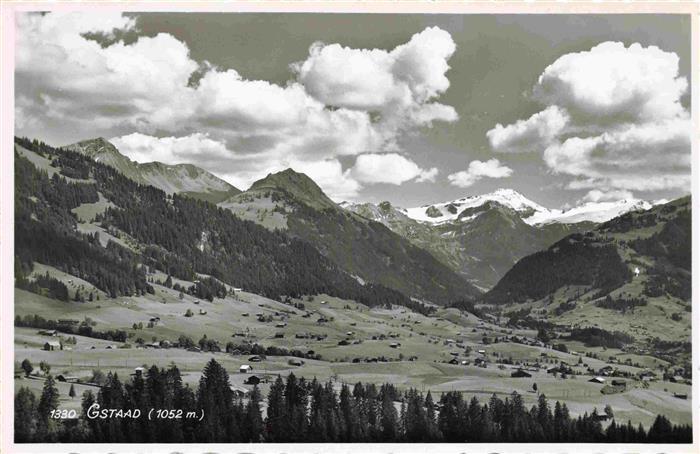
[579,189,635,204]
[534,41,687,123]
[447,159,513,188]
[110,132,232,168]
[294,27,456,112]
[16,12,459,200]
[487,106,569,153]
[486,41,691,195]
[350,153,437,185]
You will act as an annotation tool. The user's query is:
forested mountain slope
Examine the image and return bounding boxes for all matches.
[14,137,432,313]
[220,170,481,303]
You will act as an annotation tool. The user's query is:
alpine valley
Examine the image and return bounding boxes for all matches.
[13,136,692,442]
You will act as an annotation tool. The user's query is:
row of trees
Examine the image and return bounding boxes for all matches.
[15,359,691,443]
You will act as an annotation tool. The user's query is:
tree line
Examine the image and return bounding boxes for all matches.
[15,359,691,443]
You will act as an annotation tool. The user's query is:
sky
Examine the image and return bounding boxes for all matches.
[15,12,692,208]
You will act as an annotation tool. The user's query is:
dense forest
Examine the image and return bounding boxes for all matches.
[14,137,434,314]
[15,359,691,443]
[484,233,631,304]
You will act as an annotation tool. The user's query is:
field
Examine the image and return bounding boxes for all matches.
[14,266,692,429]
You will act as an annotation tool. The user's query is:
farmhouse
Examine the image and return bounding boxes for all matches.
[389,342,401,348]
[239,365,252,373]
[244,375,262,385]
[275,322,287,328]
[56,374,78,383]
[673,393,688,400]
[43,341,61,351]
[288,358,304,366]
[274,333,284,338]
[511,369,532,378]
[448,358,459,365]
[589,376,606,384]
[248,355,262,362]
[230,385,250,397]
[132,367,146,377]
[38,329,58,337]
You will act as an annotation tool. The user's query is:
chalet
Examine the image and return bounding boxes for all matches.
[275,322,287,328]
[611,379,627,388]
[132,367,146,377]
[295,333,309,339]
[38,329,58,337]
[389,342,401,348]
[160,340,172,348]
[670,375,685,383]
[43,341,61,351]
[477,349,486,355]
[288,358,304,366]
[448,358,459,365]
[248,355,262,362]
[307,350,315,356]
[599,365,614,376]
[673,393,688,400]
[274,332,285,339]
[187,346,201,352]
[449,352,459,357]
[589,376,606,384]
[199,309,207,315]
[410,356,419,362]
[56,374,78,383]
[245,375,261,385]
[346,331,355,336]
[320,300,328,305]
[338,340,350,346]
[230,385,250,397]
[239,365,252,373]
[242,313,249,317]
[594,414,611,422]
[511,369,532,378]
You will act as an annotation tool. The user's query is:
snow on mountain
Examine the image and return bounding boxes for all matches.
[402,189,552,225]
[524,199,655,225]
[397,188,660,226]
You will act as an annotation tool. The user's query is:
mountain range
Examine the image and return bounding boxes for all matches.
[60,138,671,292]
[14,135,692,347]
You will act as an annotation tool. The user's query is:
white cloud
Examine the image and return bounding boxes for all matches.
[544,118,691,191]
[487,106,569,153]
[294,27,456,112]
[534,41,687,123]
[487,41,691,195]
[447,159,513,188]
[17,13,459,199]
[350,153,437,185]
[110,132,232,167]
[579,189,635,204]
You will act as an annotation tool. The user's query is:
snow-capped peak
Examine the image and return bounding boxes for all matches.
[524,198,654,225]
[403,188,551,225]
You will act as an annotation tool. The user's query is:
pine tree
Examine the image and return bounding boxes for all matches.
[21,358,33,377]
[69,383,76,399]
[14,387,38,442]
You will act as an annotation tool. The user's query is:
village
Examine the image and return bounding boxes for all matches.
[14,270,692,430]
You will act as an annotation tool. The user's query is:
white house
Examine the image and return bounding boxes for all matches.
[239,364,252,373]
